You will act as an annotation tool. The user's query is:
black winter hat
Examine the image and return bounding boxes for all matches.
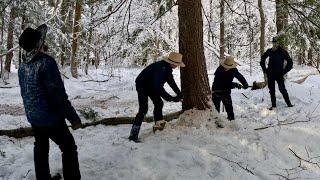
[19,24,47,52]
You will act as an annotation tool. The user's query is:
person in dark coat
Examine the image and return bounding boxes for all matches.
[129,52,185,142]
[260,36,293,110]
[18,24,81,180]
[212,56,248,120]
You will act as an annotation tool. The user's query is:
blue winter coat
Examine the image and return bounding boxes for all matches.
[18,52,81,126]
[135,60,181,101]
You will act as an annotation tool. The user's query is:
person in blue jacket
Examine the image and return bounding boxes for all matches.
[129,52,185,142]
[18,24,81,180]
[212,56,248,120]
[260,36,293,110]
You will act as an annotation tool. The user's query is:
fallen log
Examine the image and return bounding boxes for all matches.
[0,111,183,138]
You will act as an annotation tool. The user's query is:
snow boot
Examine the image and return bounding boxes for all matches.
[268,106,276,110]
[153,120,166,133]
[129,125,142,143]
[128,135,142,143]
[51,173,62,180]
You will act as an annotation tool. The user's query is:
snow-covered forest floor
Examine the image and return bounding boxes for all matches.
[1,64,320,180]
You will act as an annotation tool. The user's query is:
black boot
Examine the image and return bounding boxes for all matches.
[129,125,142,143]
[282,92,293,107]
[51,173,62,180]
[268,106,276,110]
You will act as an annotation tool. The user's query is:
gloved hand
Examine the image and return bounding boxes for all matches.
[232,82,242,89]
[71,120,82,130]
[171,96,182,102]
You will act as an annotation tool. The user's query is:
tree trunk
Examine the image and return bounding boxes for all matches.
[19,10,26,66]
[275,0,288,33]
[70,0,82,78]
[60,0,71,66]
[219,0,225,61]
[208,0,213,43]
[307,48,313,66]
[0,10,5,78]
[178,0,211,110]
[85,24,93,75]
[0,111,183,138]
[258,0,265,56]
[4,6,16,73]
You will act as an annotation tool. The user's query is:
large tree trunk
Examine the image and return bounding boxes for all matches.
[219,0,225,61]
[4,6,16,73]
[178,0,211,110]
[70,0,82,78]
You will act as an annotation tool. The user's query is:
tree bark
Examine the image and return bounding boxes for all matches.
[219,0,225,61]
[275,0,288,33]
[178,0,211,110]
[258,0,265,56]
[70,0,82,78]
[0,111,183,138]
[4,6,16,73]
[60,0,71,66]
[0,9,5,78]
[19,10,26,66]
[307,48,313,66]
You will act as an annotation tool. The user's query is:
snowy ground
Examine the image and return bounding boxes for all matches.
[1,65,320,180]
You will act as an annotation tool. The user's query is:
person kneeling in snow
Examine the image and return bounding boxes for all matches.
[129,52,185,142]
[18,24,81,180]
[212,56,248,121]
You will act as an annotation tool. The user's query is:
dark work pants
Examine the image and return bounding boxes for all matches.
[267,75,292,107]
[32,121,81,180]
[212,92,234,120]
[130,90,164,138]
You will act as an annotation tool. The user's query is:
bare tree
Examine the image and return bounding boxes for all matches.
[219,0,225,61]
[70,0,82,78]
[4,6,16,74]
[60,0,71,67]
[258,0,265,55]
[178,0,211,110]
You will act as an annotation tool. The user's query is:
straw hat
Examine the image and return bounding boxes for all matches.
[221,56,237,69]
[164,52,185,67]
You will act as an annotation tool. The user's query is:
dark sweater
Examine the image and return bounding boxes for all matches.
[260,47,293,76]
[135,60,181,101]
[212,66,248,94]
